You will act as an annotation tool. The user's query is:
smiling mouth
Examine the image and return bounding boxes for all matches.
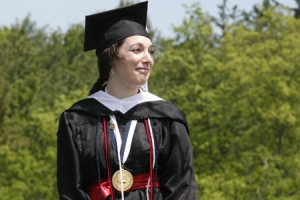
[136,68,150,73]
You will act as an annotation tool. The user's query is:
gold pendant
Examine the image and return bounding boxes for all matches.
[108,119,115,130]
[109,123,115,130]
[112,168,133,191]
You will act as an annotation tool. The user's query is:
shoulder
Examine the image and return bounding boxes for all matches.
[127,100,184,119]
[66,98,111,116]
[125,98,189,131]
[58,98,104,126]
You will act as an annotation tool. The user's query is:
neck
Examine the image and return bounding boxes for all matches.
[106,81,139,99]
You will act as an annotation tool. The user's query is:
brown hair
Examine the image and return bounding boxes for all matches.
[89,39,125,95]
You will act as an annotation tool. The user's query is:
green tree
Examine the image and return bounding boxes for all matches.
[0,16,91,199]
[151,3,300,199]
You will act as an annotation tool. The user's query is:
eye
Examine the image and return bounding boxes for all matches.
[149,49,155,55]
[132,48,141,53]
[149,47,155,55]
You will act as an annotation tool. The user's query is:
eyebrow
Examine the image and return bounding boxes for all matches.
[130,43,154,48]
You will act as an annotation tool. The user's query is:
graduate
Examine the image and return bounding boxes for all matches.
[56,1,198,200]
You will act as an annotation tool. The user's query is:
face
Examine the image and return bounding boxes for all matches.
[110,35,154,89]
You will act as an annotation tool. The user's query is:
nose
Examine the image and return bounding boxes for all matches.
[142,51,154,67]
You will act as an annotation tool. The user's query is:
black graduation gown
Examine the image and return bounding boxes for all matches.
[57,97,198,200]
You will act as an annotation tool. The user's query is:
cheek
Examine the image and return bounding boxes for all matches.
[115,60,134,74]
[122,58,139,68]
[121,64,136,77]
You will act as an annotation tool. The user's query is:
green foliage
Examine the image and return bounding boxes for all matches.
[0,15,92,199]
[150,3,300,200]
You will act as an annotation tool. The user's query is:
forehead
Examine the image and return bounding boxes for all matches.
[122,35,153,47]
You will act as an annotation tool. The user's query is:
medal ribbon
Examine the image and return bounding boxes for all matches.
[108,114,137,200]
[108,115,137,164]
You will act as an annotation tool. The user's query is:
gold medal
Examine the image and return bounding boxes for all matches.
[112,168,133,191]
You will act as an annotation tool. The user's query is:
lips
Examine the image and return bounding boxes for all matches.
[136,67,150,74]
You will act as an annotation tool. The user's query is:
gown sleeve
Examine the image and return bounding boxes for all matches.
[57,112,91,200]
[160,120,198,200]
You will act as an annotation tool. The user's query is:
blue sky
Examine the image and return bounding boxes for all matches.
[0,0,297,37]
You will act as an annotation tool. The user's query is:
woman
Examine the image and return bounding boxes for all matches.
[57,2,198,200]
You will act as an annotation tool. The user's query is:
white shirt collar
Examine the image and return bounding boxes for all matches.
[87,90,164,114]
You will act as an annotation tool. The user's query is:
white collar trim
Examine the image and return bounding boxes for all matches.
[87,90,164,114]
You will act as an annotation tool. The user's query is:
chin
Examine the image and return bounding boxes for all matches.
[135,77,148,85]
[139,79,148,85]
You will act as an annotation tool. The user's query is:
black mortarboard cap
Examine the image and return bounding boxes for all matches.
[84,1,150,53]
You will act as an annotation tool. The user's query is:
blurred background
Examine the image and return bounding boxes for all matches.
[1,0,300,199]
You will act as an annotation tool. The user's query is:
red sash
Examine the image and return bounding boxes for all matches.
[87,173,160,200]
